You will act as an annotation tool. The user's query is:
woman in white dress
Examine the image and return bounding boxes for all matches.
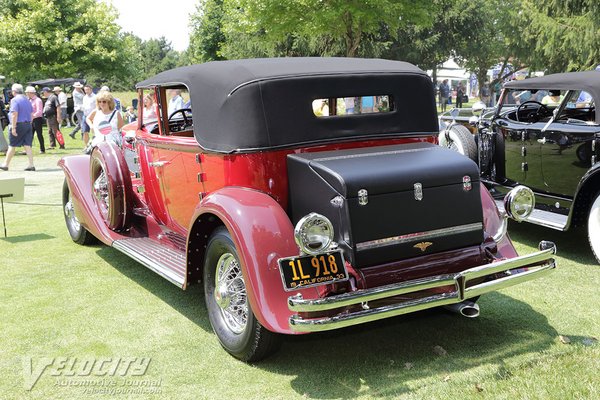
[142,93,158,123]
[86,90,124,147]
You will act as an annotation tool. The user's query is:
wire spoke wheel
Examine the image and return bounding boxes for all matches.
[62,179,95,245]
[204,227,281,361]
[64,190,81,233]
[92,169,110,221]
[214,253,248,334]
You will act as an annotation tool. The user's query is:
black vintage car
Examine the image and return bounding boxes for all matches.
[476,71,600,262]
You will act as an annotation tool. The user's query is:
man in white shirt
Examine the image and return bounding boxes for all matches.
[54,86,71,127]
[168,89,184,116]
[69,82,84,138]
[81,84,96,146]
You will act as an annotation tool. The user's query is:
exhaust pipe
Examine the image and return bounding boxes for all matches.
[444,300,480,318]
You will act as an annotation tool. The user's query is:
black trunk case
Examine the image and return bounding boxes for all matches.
[287,143,483,268]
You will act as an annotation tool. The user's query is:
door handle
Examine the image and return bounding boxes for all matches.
[149,161,170,167]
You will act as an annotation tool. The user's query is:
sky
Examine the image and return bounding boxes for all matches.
[105,0,198,51]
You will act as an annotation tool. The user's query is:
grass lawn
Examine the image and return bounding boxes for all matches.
[0,131,598,399]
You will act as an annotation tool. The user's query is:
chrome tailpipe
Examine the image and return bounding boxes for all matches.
[444,300,480,318]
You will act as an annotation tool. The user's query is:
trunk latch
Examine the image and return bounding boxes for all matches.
[414,183,423,201]
[358,189,368,206]
[463,175,472,191]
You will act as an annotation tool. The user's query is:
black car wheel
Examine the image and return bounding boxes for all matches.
[62,179,96,245]
[587,193,600,264]
[203,227,281,361]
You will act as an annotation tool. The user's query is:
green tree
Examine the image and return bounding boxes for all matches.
[189,0,226,62]
[520,0,600,72]
[220,0,434,58]
[140,37,181,76]
[450,0,527,98]
[0,0,134,83]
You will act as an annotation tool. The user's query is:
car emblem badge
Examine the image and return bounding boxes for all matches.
[414,241,433,252]
[414,183,423,201]
[463,175,472,191]
[358,189,368,206]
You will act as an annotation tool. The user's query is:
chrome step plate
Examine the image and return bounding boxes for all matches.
[112,237,186,288]
[494,200,568,231]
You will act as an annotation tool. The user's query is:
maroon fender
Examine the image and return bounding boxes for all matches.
[480,184,518,258]
[90,142,133,231]
[59,154,131,246]
[191,187,320,335]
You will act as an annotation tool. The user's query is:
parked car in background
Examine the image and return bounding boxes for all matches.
[438,102,497,161]
[476,71,600,263]
[59,58,556,361]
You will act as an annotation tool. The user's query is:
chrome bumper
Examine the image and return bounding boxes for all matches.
[288,242,557,332]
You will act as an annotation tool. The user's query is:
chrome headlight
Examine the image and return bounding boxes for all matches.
[294,213,334,255]
[504,185,535,222]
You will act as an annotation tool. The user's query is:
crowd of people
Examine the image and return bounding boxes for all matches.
[0,82,138,172]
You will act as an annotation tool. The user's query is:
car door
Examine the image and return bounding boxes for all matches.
[495,118,545,191]
[152,136,202,233]
[539,121,599,197]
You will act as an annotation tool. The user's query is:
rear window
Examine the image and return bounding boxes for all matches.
[312,95,393,117]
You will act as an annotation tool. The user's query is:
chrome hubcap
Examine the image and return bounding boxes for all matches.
[214,253,248,334]
[64,196,81,232]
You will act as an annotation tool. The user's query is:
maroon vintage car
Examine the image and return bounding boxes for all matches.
[60,58,557,361]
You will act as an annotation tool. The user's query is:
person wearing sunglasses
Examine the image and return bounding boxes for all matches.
[86,90,124,149]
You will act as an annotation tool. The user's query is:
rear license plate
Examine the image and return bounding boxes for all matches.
[278,251,348,291]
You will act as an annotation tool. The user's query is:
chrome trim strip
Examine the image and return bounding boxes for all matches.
[356,222,483,251]
[288,275,457,312]
[313,146,432,162]
[290,293,460,332]
[288,243,556,332]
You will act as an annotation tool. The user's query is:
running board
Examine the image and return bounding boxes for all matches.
[112,238,186,288]
[494,200,568,231]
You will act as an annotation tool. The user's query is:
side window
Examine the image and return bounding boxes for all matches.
[560,90,596,124]
[141,89,159,134]
[164,87,193,136]
[566,90,594,109]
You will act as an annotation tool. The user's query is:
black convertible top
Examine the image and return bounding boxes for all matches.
[504,70,600,105]
[137,57,438,153]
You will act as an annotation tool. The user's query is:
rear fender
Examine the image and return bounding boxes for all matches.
[59,154,130,246]
[480,184,517,258]
[190,187,319,334]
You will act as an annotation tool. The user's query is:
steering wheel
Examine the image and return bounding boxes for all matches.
[168,108,192,125]
[516,100,550,122]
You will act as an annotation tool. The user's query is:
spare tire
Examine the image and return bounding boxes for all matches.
[439,124,478,162]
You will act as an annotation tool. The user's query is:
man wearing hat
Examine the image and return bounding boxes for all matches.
[54,86,70,128]
[70,82,84,139]
[42,87,63,149]
[0,84,35,171]
[25,86,45,153]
